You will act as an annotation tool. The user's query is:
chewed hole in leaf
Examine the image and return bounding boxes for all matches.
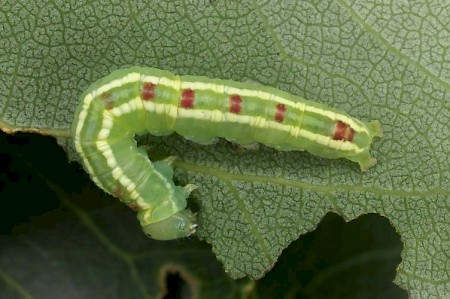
[160,265,198,299]
[256,212,407,299]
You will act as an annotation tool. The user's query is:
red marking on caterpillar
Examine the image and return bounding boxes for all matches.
[275,104,286,122]
[347,127,355,142]
[112,185,124,198]
[141,82,156,101]
[181,89,195,109]
[229,94,243,114]
[128,203,142,211]
[101,92,114,110]
[333,120,355,141]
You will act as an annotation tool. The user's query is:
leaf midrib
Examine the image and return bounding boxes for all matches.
[175,159,447,197]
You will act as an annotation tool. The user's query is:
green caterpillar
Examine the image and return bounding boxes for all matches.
[71,66,382,240]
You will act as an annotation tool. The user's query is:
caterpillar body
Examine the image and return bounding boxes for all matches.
[71,67,382,240]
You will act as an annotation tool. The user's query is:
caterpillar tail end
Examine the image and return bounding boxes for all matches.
[349,120,382,172]
[141,209,196,240]
[348,151,377,172]
[368,120,383,138]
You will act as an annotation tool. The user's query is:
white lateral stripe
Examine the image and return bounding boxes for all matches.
[181,80,225,93]
[92,112,174,207]
[89,73,141,101]
[211,109,223,122]
[73,72,168,204]
[74,112,109,192]
[108,97,363,153]
[75,72,144,150]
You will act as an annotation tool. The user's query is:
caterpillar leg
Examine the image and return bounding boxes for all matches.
[231,142,260,153]
[239,142,260,150]
[184,183,198,194]
[153,159,175,180]
[185,135,218,145]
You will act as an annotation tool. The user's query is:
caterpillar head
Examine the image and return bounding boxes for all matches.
[141,209,196,240]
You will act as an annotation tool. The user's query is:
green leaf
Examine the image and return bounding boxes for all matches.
[0,1,448,298]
